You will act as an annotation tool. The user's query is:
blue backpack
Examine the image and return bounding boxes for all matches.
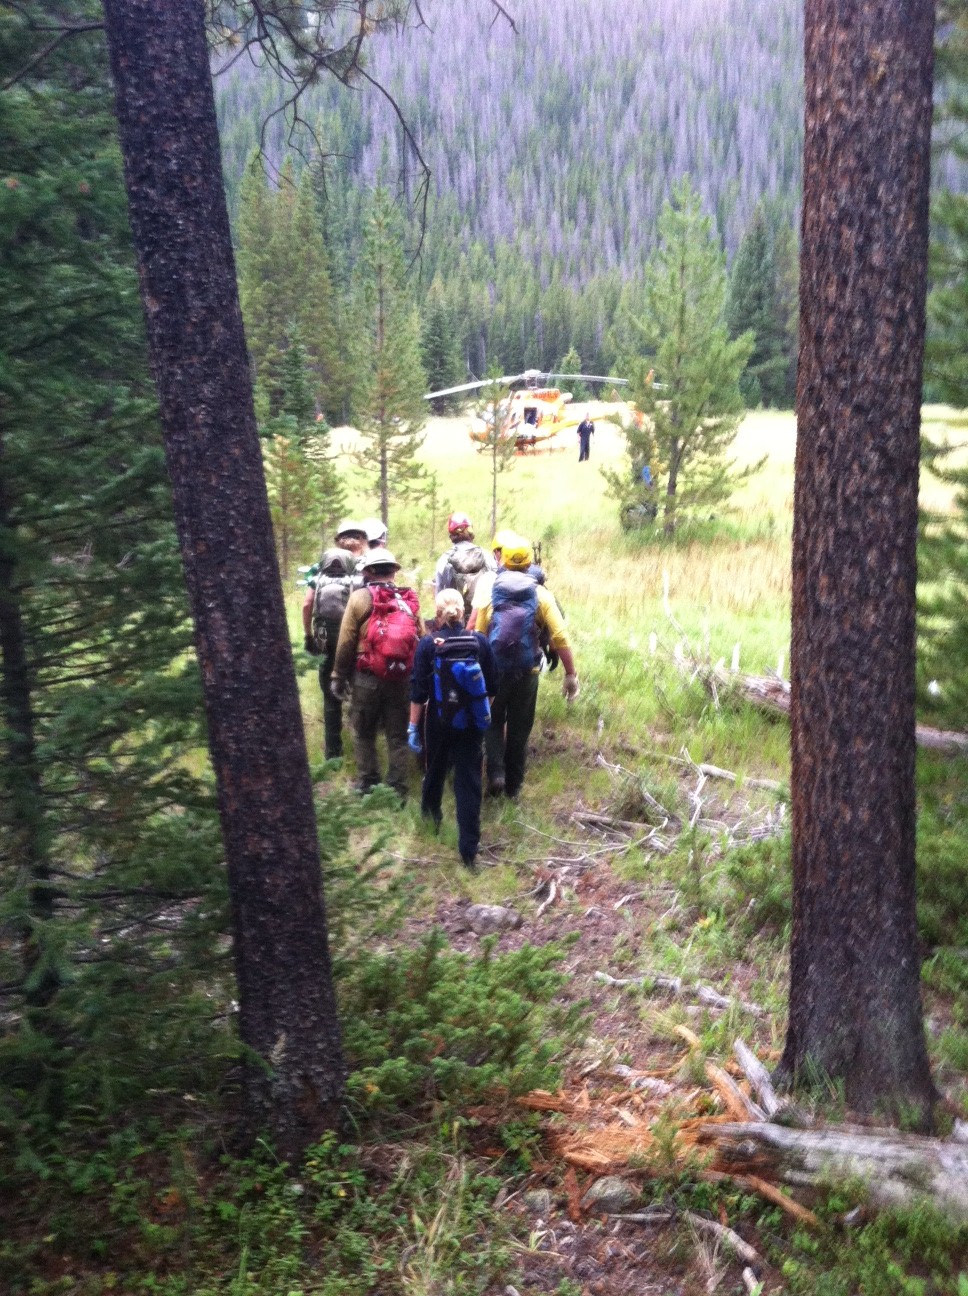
[433,635,491,731]
[488,573,541,677]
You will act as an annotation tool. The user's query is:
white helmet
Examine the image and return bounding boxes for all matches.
[361,517,388,547]
[360,547,400,573]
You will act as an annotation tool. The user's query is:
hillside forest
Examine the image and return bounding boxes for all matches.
[215,0,965,417]
[5,1,968,1295]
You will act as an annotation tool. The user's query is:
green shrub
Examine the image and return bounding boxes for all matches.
[722,831,792,937]
[782,1200,968,1296]
[341,929,583,1113]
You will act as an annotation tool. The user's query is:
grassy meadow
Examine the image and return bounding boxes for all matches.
[309,401,968,1094]
[318,407,795,761]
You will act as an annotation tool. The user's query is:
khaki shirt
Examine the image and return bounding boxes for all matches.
[333,587,376,680]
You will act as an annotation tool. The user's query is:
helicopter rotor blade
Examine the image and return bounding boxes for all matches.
[423,373,530,400]
[544,372,630,386]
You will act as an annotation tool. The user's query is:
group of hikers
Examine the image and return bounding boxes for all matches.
[301,514,580,870]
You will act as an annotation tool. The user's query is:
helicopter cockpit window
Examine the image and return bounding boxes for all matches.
[523,407,538,426]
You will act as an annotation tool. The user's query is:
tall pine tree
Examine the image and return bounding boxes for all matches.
[351,189,427,526]
[263,333,346,578]
[473,371,518,537]
[237,160,340,420]
[421,275,464,411]
[726,203,797,409]
[103,0,348,1156]
[613,178,755,536]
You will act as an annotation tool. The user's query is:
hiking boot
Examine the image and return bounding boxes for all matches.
[460,851,478,871]
[487,777,505,798]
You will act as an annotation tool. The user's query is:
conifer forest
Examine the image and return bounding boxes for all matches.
[4,1,968,1293]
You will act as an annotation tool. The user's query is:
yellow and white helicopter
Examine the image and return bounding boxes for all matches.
[424,369,629,452]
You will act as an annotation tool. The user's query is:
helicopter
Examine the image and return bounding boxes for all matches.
[424,369,629,452]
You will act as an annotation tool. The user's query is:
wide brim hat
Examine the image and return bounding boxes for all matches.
[448,511,473,535]
[360,547,401,571]
[490,528,520,551]
[502,541,534,571]
[320,548,357,575]
[335,518,367,540]
[361,517,388,543]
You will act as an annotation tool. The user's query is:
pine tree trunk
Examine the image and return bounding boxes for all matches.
[664,439,680,537]
[492,425,499,538]
[780,0,937,1123]
[102,0,346,1157]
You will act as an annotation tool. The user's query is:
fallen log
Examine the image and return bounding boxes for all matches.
[658,749,784,793]
[682,1211,762,1267]
[698,1121,968,1221]
[705,1062,765,1122]
[733,1040,782,1119]
[702,666,968,756]
[595,970,766,1018]
[572,812,673,853]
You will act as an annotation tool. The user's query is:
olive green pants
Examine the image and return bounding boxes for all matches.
[350,671,410,798]
[484,670,540,797]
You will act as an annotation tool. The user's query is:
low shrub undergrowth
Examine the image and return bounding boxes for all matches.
[0,788,584,1294]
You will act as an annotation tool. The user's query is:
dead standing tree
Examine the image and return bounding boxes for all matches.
[101,0,346,1156]
[781,0,937,1121]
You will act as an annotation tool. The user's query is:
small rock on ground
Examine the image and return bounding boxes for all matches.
[580,1175,639,1214]
[463,903,523,935]
[522,1188,554,1216]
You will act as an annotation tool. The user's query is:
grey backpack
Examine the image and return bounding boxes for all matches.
[443,543,489,616]
[311,549,356,652]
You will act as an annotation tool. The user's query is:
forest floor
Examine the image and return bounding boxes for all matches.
[310,715,968,1296]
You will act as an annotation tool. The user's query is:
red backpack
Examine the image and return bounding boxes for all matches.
[358,584,421,680]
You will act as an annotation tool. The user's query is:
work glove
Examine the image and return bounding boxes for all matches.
[304,632,320,656]
[330,676,352,704]
[563,673,580,703]
[407,722,423,755]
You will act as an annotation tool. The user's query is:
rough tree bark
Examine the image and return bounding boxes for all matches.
[781,0,937,1121]
[101,0,346,1157]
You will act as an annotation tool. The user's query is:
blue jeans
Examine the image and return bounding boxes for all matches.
[421,723,484,860]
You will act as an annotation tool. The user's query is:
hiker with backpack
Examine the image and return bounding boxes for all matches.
[331,548,422,799]
[408,589,497,870]
[302,547,358,760]
[476,537,580,800]
[434,513,496,619]
[465,528,518,631]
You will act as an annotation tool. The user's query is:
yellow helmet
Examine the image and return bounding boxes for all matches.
[490,528,519,552]
[502,540,534,571]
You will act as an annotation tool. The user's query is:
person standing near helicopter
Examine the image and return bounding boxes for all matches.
[577,411,595,462]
